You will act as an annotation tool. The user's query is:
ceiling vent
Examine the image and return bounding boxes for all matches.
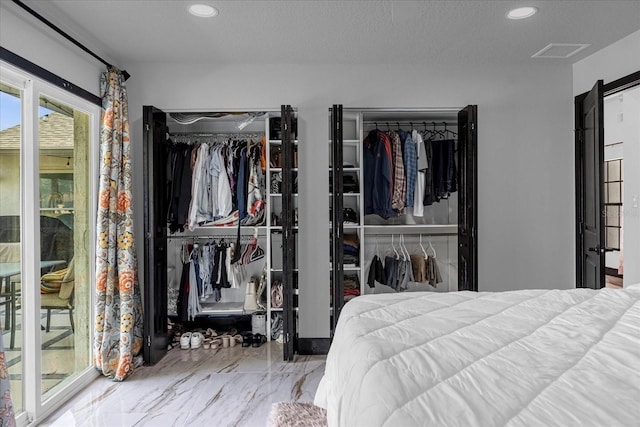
[532,43,590,58]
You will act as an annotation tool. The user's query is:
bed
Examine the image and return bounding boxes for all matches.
[314,286,640,426]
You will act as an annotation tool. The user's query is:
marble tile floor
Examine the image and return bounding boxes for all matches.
[39,341,327,427]
[2,309,82,413]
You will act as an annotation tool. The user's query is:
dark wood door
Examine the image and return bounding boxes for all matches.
[576,81,605,289]
[330,104,344,335]
[458,105,478,291]
[142,105,169,364]
[281,105,297,361]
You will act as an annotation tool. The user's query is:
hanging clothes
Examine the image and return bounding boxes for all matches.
[363,129,394,218]
[412,129,426,216]
[167,143,194,232]
[432,139,457,201]
[410,254,427,283]
[388,130,406,213]
[423,137,436,206]
[165,137,265,232]
[398,130,417,210]
[367,254,385,288]
[426,255,442,287]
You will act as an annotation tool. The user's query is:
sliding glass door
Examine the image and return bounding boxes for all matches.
[0,61,99,425]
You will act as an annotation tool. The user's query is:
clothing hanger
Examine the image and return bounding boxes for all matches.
[249,228,265,261]
[419,234,428,258]
[375,238,380,259]
[443,122,457,138]
[391,235,400,259]
[250,243,265,262]
[427,241,437,259]
[400,235,410,260]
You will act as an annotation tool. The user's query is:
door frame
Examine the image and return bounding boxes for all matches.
[575,70,640,288]
[1,59,100,427]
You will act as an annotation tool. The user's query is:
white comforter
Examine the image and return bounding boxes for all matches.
[314,286,640,427]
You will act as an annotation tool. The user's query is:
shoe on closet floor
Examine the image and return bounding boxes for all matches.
[241,332,253,347]
[252,334,267,348]
[180,332,192,350]
[191,332,204,349]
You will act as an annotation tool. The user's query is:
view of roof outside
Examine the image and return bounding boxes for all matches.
[0,91,52,130]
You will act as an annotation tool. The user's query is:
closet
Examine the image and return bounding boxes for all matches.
[142,106,298,363]
[329,106,477,333]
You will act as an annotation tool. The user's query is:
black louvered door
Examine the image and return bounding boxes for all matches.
[281,105,297,360]
[457,105,478,291]
[142,105,169,364]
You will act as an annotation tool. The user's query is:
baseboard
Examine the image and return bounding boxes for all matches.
[297,338,331,355]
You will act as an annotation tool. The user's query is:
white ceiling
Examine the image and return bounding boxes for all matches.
[19,0,640,67]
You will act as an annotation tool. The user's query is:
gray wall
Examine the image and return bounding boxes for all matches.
[124,61,574,338]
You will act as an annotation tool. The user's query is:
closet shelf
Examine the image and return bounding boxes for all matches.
[199,301,245,315]
[271,268,300,272]
[328,139,359,146]
[328,167,361,172]
[328,223,360,229]
[269,226,300,231]
[329,192,360,197]
[363,224,458,235]
[270,168,299,172]
[269,193,299,197]
[328,263,359,270]
[269,139,299,144]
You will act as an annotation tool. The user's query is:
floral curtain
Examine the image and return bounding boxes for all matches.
[94,68,143,381]
[0,333,15,426]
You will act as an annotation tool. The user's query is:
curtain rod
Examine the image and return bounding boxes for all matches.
[12,0,131,81]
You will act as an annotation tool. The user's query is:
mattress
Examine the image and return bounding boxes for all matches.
[314,286,640,427]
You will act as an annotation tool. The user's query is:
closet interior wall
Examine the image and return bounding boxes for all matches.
[329,109,461,331]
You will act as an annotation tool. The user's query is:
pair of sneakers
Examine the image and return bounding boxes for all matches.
[180,331,204,349]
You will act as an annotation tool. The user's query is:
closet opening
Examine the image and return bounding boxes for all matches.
[142,106,299,364]
[328,106,477,335]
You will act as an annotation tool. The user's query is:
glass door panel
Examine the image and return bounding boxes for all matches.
[37,95,91,401]
[0,82,24,413]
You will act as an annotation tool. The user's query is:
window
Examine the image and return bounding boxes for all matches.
[604,159,623,250]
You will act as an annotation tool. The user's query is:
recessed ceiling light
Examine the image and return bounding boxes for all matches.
[506,6,538,20]
[188,4,218,18]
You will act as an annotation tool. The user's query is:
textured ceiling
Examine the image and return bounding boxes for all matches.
[19,0,640,66]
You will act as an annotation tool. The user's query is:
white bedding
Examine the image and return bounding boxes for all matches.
[314,287,640,427]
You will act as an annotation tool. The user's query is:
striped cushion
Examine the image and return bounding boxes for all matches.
[40,268,68,293]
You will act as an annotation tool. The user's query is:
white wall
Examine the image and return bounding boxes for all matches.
[573,29,640,95]
[0,2,104,96]
[125,61,574,338]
